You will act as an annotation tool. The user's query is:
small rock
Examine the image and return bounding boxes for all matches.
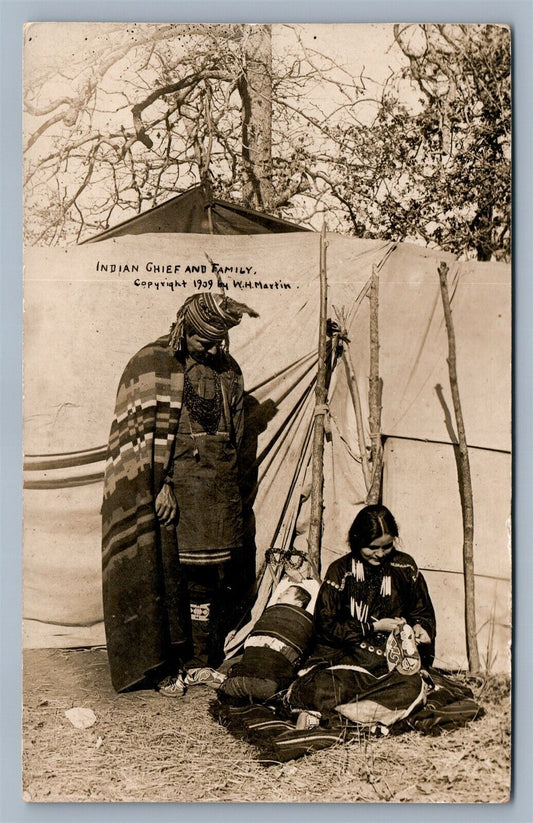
[65,707,97,729]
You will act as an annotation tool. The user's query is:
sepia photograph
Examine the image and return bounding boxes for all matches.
[22,22,511,803]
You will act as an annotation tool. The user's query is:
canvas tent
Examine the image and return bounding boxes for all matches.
[23,232,511,672]
[81,184,311,241]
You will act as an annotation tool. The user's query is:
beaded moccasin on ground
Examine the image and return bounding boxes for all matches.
[184,667,226,689]
[157,673,187,697]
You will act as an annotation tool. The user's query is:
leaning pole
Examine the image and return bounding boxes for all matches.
[307,224,329,579]
[438,261,480,674]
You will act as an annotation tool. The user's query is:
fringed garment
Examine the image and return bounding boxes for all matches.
[102,336,244,691]
[310,550,436,675]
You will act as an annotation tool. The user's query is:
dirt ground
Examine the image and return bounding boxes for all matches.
[22,647,510,803]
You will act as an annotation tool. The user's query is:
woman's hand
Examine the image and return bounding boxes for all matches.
[155,484,178,526]
[372,617,405,633]
[413,624,431,645]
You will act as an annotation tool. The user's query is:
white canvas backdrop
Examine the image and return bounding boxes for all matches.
[23,233,511,670]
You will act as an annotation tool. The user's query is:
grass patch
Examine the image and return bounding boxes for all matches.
[22,648,510,803]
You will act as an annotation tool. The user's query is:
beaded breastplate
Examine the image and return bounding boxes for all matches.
[183,369,222,434]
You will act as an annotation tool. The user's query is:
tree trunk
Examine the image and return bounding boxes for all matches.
[472,201,494,261]
[238,24,274,210]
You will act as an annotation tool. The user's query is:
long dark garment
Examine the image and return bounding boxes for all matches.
[102,338,245,691]
[171,358,245,667]
[171,369,244,565]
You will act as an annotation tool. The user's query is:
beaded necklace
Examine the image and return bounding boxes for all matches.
[183,369,222,434]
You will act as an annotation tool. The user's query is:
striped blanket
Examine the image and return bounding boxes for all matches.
[219,604,314,701]
[211,667,483,763]
[102,336,191,692]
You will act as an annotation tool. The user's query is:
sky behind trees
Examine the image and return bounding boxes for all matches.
[23,23,510,260]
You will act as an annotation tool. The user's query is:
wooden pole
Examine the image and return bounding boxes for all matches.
[366,436,383,505]
[307,224,329,578]
[437,261,481,674]
[367,264,383,504]
[341,343,372,492]
[333,305,372,491]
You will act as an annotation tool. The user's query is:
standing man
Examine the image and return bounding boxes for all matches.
[102,292,258,695]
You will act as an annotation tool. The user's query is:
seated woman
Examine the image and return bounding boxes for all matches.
[218,584,314,702]
[288,504,437,721]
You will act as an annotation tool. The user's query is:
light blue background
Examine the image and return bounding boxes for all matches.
[2,1,531,820]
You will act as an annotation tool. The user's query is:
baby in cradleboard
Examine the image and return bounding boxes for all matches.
[218,583,315,702]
